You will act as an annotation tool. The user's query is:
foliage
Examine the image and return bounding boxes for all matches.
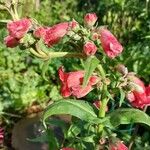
[0,0,150,149]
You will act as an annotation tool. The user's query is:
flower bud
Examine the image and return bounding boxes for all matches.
[116,64,128,75]
[83,41,97,56]
[4,36,19,48]
[128,82,145,93]
[69,19,79,31]
[92,32,99,41]
[84,13,98,28]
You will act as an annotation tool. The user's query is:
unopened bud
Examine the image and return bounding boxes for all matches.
[84,13,98,28]
[116,64,128,75]
[69,19,80,31]
[128,82,144,93]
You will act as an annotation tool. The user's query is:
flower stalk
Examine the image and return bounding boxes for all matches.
[97,64,109,134]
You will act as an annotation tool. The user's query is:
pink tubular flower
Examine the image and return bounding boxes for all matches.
[44,22,69,47]
[7,18,32,39]
[83,41,97,56]
[33,27,47,39]
[4,36,19,48]
[127,75,150,109]
[58,66,99,98]
[0,127,4,144]
[109,141,128,150]
[99,28,123,58]
[84,13,98,27]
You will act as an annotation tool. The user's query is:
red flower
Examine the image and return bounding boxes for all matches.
[58,67,99,98]
[61,148,75,150]
[109,141,128,150]
[99,28,123,58]
[0,127,4,144]
[127,76,150,109]
[7,18,32,39]
[84,13,98,28]
[33,27,47,39]
[146,85,150,100]
[83,41,97,56]
[44,22,69,47]
[4,36,19,48]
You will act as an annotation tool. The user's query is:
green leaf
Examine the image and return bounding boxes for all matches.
[41,59,51,81]
[82,56,99,87]
[105,108,150,128]
[119,88,125,107]
[43,99,104,126]
[67,123,81,138]
[80,135,96,143]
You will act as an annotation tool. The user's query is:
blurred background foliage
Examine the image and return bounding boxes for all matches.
[0,0,150,149]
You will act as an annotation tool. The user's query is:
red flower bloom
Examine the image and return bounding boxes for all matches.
[7,18,32,39]
[127,76,150,109]
[99,28,123,58]
[0,128,4,144]
[4,36,19,48]
[83,41,97,56]
[44,22,69,47]
[33,27,47,39]
[84,13,98,28]
[58,67,99,98]
[109,141,128,150]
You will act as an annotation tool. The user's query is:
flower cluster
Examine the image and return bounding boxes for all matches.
[4,13,123,59]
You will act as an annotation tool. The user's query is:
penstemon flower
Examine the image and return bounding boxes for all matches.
[44,22,69,47]
[58,66,99,98]
[7,18,32,39]
[99,28,123,58]
[5,18,32,48]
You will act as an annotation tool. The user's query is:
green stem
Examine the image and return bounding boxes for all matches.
[97,64,109,134]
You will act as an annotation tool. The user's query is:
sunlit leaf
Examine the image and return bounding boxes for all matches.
[105,108,150,128]
[82,56,99,87]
